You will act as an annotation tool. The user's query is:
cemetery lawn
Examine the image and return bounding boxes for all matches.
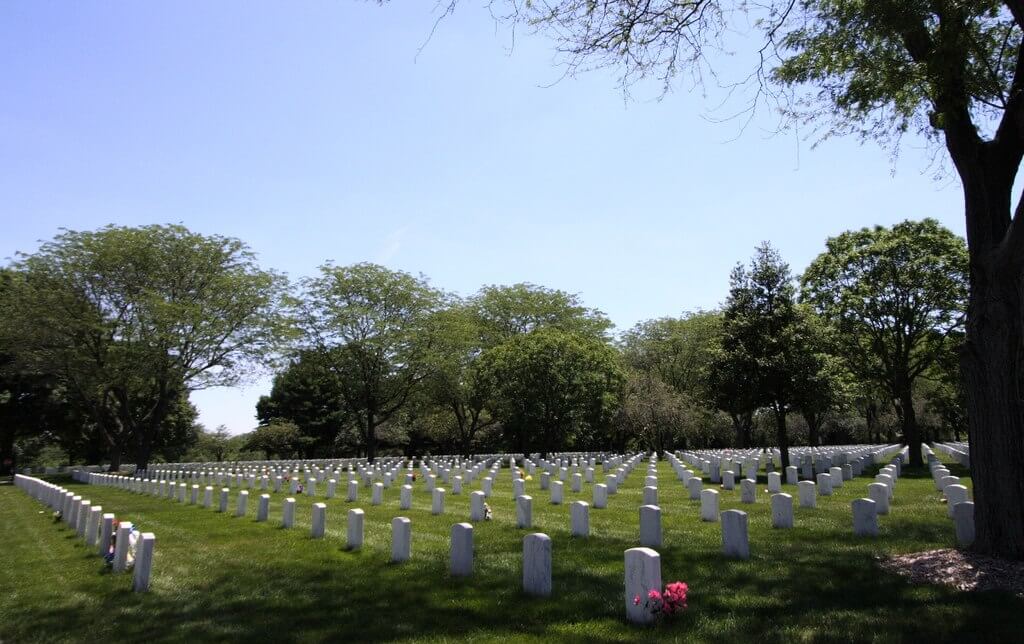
[2,460,1022,643]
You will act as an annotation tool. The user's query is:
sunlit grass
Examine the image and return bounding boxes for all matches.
[0,456,1018,643]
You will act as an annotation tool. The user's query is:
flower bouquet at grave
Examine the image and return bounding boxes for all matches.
[633,581,689,620]
[104,520,141,569]
[484,503,493,521]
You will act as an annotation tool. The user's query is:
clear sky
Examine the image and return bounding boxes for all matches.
[0,1,966,435]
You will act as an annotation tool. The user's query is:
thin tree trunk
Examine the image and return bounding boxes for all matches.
[774,407,790,470]
[898,383,923,467]
[366,415,377,463]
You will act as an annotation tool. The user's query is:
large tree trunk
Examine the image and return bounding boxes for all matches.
[951,132,1024,559]
[962,249,1024,560]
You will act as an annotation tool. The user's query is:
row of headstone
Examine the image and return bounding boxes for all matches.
[925,454,974,546]
[18,474,155,592]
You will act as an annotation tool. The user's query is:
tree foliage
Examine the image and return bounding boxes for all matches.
[0,225,288,470]
[296,263,446,461]
[479,327,623,457]
[801,218,968,465]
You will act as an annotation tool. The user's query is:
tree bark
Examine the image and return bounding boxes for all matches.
[774,407,790,470]
[0,430,15,476]
[107,445,122,472]
[896,379,923,467]
[365,414,377,463]
[962,245,1024,559]
[949,131,1024,559]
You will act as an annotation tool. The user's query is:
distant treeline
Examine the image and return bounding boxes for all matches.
[0,219,967,473]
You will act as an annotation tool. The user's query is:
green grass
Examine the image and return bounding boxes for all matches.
[0,457,1019,643]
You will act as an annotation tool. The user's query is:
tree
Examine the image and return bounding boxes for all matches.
[620,311,723,397]
[383,0,1024,559]
[0,225,288,471]
[615,370,690,454]
[792,315,854,447]
[713,243,833,468]
[296,263,445,462]
[257,350,351,457]
[801,219,968,466]
[479,327,623,457]
[187,424,234,463]
[243,421,309,460]
[472,283,612,346]
[422,304,496,457]
[923,331,969,442]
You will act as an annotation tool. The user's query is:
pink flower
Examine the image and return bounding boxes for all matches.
[647,589,662,601]
[633,595,641,606]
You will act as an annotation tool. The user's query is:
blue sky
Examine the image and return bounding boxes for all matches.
[0,2,966,435]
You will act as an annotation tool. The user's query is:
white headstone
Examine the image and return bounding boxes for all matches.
[86,506,102,547]
[701,489,719,522]
[639,505,662,547]
[798,480,817,508]
[132,532,156,592]
[723,471,735,490]
[570,501,590,537]
[450,523,473,577]
[282,497,296,528]
[550,480,564,505]
[945,484,969,518]
[852,498,878,536]
[816,473,833,496]
[785,465,798,486]
[98,513,115,557]
[516,495,533,528]
[256,494,270,522]
[767,472,782,493]
[828,467,844,489]
[470,491,486,521]
[113,521,134,573]
[741,479,756,504]
[593,483,608,509]
[347,508,364,550]
[624,547,662,625]
[76,500,91,537]
[771,493,793,529]
[643,486,658,506]
[432,488,446,515]
[523,533,552,597]
[867,482,890,514]
[391,516,411,562]
[311,502,327,539]
[722,509,749,559]
[953,501,975,546]
[688,476,702,500]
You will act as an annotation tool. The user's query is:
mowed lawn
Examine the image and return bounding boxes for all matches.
[1,458,1020,643]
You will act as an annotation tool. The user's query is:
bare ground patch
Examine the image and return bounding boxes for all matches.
[878,548,1024,596]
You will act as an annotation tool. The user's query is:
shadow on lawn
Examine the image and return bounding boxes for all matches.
[9,528,1024,643]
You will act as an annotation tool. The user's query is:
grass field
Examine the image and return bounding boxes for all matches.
[1,458,1020,643]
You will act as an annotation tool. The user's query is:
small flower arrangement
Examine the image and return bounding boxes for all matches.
[483,502,493,521]
[633,581,689,619]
